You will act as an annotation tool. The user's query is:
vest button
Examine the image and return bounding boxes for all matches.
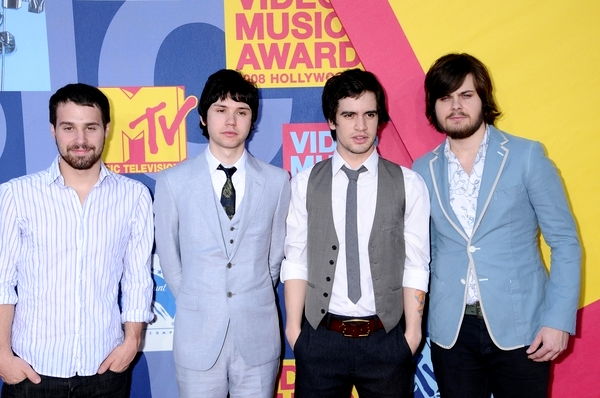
[227,292,233,298]
[326,277,331,282]
[230,226,235,231]
[332,245,337,250]
[227,262,232,268]
[323,292,328,297]
[230,239,234,244]
[329,260,334,265]
[320,309,326,314]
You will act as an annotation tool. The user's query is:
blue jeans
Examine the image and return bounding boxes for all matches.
[1,370,131,398]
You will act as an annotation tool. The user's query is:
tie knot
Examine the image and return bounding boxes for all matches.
[218,164,237,179]
[341,165,367,181]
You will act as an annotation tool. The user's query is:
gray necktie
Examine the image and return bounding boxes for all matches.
[341,165,367,304]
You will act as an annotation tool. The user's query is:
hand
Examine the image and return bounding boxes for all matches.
[285,325,302,350]
[0,352,41,385]
[404,330,422,355]
[97,339,139,374]
[526,326,569,362]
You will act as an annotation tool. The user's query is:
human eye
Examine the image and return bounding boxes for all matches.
[366,111,377,119]
[237,110,249,116]
[462,92,474,99]
[439,96,450,102]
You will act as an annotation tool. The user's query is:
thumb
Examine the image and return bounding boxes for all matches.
[24,366,41,384]
[526,333,543,354]
[97,357,111,375]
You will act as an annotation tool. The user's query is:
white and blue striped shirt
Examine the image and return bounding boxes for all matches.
[0,157,154,377]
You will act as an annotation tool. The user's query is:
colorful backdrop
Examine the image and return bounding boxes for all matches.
[0,1,597,397]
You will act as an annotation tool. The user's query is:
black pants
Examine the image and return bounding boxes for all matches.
[1,370,131,398]
[431,315,550,398]
[294,316,415,398]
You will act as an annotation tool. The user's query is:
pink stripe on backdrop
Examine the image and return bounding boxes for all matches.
[330,0,442,166]
[550,301,600,398]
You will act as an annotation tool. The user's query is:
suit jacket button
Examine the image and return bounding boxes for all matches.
[332,245,337,250]
[227,292,233,298]
[323,292,328,297]
[326,277,331,282]
[329,260,334,265]
[321,309,326,314]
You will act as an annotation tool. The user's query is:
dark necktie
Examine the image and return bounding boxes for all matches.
[217,165,237,219]
[341,165,367,304]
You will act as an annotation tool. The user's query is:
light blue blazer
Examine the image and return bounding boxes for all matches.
[413,126,581,349]
[153,151,290,370]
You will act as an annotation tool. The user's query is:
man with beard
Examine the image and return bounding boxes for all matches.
[413,53,581,397]
[283,69,430,397]
[0,83,154,397]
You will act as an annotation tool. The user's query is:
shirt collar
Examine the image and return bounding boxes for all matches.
[46,156,112,187]
[332,148,379,177]
[205,147,247,174]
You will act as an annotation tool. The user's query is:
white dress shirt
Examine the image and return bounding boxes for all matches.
[281,150,430,317]
[0,157,154,377]
[445,127,489,304]
[205,147,246,209]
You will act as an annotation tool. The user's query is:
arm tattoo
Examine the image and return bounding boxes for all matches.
[414,291,426,318]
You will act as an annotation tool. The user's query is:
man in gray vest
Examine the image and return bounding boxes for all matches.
[281,69,431,397]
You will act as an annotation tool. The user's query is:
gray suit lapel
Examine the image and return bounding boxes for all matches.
[228,155,265,258]
[471,127,509,237]
[195,155,229,255]
[429,144,469,241]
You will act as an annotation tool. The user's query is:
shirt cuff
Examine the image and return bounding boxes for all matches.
[121,310,155,324]
[402,268,430,292]
[0,288,18,305]
[280,259,308,282]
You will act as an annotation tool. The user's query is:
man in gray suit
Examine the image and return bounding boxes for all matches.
[154,69,290,398]
[282,69,431,397]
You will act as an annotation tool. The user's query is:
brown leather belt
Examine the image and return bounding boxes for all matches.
[322,314,384,337]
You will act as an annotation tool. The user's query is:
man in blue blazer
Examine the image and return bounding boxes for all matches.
[153,69,290,398]
[413,53,581,397]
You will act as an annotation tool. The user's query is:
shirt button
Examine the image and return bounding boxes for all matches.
[230,239,234,244]
[227,292,233,298]
[227,262,232,268]
[468,245,477,253]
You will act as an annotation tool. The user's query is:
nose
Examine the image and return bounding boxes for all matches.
[74,129,87,144]
[355,115,367,131]
[450,96,462,110]
[225,111,236,126]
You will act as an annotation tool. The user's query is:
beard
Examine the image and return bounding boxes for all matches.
[440,111,484,140]
[58,143,103,170]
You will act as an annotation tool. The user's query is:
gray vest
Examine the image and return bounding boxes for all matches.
[305,157,406,331]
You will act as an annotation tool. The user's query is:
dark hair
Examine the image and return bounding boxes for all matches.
[424,53,501,132]
[49,83,110,127]
[197,69,259,139]
[321,68,390,140]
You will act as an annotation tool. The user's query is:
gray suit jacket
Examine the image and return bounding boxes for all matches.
[154,150,290,370]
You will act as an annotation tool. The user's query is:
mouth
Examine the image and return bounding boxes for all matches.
[352,135,369,144]
[447,113,468,121]
[68,146,94,155]
[222,131,238,137]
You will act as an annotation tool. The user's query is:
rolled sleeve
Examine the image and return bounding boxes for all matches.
[120,188,154,323]
[0,184,19,305]
[401,168,431,292]
[280,171,310,283]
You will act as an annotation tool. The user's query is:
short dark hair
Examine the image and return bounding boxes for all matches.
[49,83,110,127]
[424,53,501,131]
[321,68,390,140]
[197,69,259,139]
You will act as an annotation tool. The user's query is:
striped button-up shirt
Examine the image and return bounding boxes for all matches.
[0,157,154,377]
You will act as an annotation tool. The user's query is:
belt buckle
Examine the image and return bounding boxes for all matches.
[341,318,371,337]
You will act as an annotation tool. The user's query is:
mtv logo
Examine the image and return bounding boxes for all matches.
[101,86,197,174]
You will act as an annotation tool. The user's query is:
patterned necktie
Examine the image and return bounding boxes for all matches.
[217,164,237,219]
[341,165,367,304]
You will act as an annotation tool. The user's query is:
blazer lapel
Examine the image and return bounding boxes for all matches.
[471,127,509,237]
[228,155,265,258]
[194,155,229,255]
